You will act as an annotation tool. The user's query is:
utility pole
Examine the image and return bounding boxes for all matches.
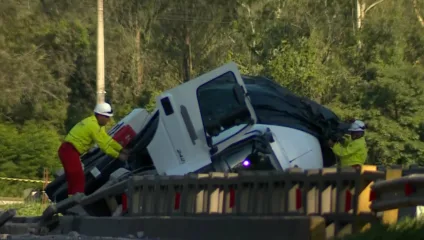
[96,0,106,104]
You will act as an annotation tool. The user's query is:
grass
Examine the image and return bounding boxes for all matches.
[340,217,424,240]
[1,202,47,216]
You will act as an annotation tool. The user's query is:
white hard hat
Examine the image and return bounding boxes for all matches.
[94,102,114,117]
[348,120,365,132]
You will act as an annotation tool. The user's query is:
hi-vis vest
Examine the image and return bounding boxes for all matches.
[64,115,123,158]
[332,135,368,167]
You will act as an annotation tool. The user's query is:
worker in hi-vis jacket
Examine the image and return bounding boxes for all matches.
[328,120,368,169]
[58,102,129,196]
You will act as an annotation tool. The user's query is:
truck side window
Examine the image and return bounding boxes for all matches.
[196,71,252,145]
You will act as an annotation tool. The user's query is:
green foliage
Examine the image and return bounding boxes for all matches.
[2,202,46,216]
[0,182,41,197]
[340,217,424,240]
[265,35,332,102]
[354,64,424,165]
[0,121,61,179]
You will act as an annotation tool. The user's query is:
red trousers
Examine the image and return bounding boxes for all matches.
[58,142,85,195]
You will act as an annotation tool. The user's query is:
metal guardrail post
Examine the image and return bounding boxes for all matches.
[264,169,306,215]
[268,171,286,215]
[318,168,337,215]
[127,175,146,216]
[222,173,239,214]
[285,168,306,214]
[184,173,209,214]
[356,165,377,215]
[304,169,319,215]
[323,167,355,239]
[246,171,272,215]
[127,175,137,216]
[351,165,380,234]
[381,168,403,224]
[205,172,225,214]
[249,172,265,215]
[141,175,156,216]
[165,176,185,216]
[234,171,255,215]
[155,175,184,216]
[153,176,168,216]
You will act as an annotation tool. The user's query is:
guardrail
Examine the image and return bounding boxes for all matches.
[370,171,424,219]
[7,164,424,240]
[125,165,424,238]
[127,168,378,215]
[57,165,405,238]
[368,166,424,224]
[123,166,383,238]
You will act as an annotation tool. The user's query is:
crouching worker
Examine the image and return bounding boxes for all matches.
[328,120,368,170]
[58,102,129,196]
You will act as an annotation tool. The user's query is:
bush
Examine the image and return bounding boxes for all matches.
[0,121,62,180]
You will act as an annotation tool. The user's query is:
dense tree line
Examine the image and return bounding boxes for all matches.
[1,0,424,188]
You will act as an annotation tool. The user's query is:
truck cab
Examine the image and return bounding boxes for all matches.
[147,61,324,175]
[147,62,260,175]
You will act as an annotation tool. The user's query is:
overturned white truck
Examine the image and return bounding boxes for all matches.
[45,62,349,209]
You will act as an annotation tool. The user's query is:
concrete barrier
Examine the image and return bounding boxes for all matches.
[52,215,326,240]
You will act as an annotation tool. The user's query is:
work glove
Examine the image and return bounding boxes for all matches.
[121,148,130,155]
[339,134,351,145]
[327,139,335,148]
[118,151,129,161]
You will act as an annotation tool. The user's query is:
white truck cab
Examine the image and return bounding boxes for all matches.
[146,61,323,175]
[147,62,259,175]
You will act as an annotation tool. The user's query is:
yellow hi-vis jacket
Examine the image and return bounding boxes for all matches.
[331,135,368,167]
[64,115,123,158]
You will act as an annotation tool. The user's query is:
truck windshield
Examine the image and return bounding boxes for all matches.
[196,71,251,145]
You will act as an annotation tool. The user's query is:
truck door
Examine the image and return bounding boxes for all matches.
[194,61,258,154]
[151,61,257,175]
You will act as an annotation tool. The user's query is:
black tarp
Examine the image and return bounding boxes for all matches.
[241,75,350,166]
